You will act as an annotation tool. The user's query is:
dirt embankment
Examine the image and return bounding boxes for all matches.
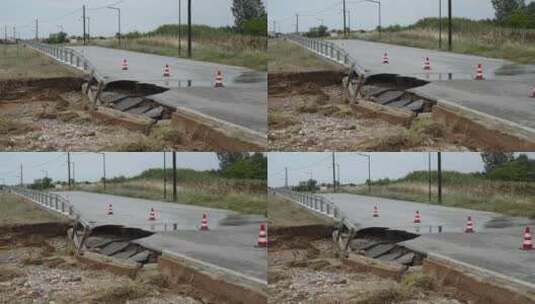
[268,70,468,151]
[0,77,210,151]
[268,225,464,304]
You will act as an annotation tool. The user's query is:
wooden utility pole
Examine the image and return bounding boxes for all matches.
[67,153,71,189]
[172,152,177,201]
[332,152,336,192]
[437,152,443,204]
[448,0,452,51]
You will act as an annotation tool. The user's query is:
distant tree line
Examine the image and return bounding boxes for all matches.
[492,0,535,28]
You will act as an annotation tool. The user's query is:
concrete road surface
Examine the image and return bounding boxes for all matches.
[149,87,267,133]
[70,46,266,89]
[331,39,535,131]
[55,191,267,280]
[323,193,535,284]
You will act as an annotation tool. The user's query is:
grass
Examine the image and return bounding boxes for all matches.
[92,34,267,71]
[76,175,267,216]
[0,44,80,80]
[0,192,66,225]
[268,39,343,73]
[347,171,535,218]
[352,17,535,64]
[268,195,332,227]
[268,110,298,129]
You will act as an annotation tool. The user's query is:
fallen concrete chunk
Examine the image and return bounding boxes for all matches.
[99,92,128,104]
[112,246,139,259]
[376,250,406,262]
[144,106,164,119]
[362,86,391,98]
[375,90,404,105]
[366,244,396,259]
[113,97,145,112]
[395,252,416,265]
[127,104,154,115]
[101,241,130,256]
[129,250,151,263]
[405,99,425,112]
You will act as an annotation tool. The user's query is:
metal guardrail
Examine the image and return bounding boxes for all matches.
[10,187,89,226]
[23,40,103,82]
[285,34,365,76]
[273,188,357,231]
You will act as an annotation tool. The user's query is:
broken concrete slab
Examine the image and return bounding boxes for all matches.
[129,250,151,263]
[405,99,425,112]
[365,244,396,259]
[395,252,416,265]
[144,106,164,119]
[376,250,406,262]
[375,90,404,105]
[126,104,154,115]
[113,97,145,112]
[362,86,392,98]
[99,92,129,104]
[101,241,130,256]
[112,246,139,259]
[388,99,413,108]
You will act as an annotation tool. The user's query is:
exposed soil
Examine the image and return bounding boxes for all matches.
[0,230,208,304]
[0,78,210,151]
[268,226,464,304]
[268,71,469,151]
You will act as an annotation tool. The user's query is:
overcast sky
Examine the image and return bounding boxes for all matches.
[1,0,253,39]
[268,0,529,33]
[0,152,220,185]
[268,152,535,188]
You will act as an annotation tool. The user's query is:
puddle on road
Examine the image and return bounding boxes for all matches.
[495,63,535,76]
[233,71,267,84]
[219,214,266,226]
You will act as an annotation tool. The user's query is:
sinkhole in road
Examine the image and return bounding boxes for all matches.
[355,73,434,114]
[81,225,160,265]
[341,226,425,267]
[95,80,175,121]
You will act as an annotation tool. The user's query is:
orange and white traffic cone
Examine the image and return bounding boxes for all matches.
[200,213,209,231]
[465,216,474,233]
[257,224,268,248]
[163,64,171,77]
[107,203,113,215]
[373,206,379,218]
[522,227,533,250]
[475,64,484,80]
[214,70,224,88]
[383,52,389,64]
[413,210,421,224]
[121,59,128,71]
[148,208,156,221]
[531,85,535,98]
[423,57,432,70]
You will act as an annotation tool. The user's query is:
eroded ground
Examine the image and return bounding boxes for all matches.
[268,72,470,151]
[268,196,464,304]
[0,233,207,304]
[0,78,210,151]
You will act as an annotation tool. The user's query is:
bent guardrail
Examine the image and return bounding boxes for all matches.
[23,40,103,82]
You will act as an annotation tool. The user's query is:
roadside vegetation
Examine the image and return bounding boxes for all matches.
[347,0,535,64]
[268,39,342,73]
[0,192,66,225]
[345,153,535,218]
[0,44,79,80]
[268,195,332,227]
[73,153,267,215]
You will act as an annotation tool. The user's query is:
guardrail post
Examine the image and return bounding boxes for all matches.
[69,206,73,216]
[326,204,330,215]
[173,223,178,231]
[76,56,80,68]
[61,201,65,213]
